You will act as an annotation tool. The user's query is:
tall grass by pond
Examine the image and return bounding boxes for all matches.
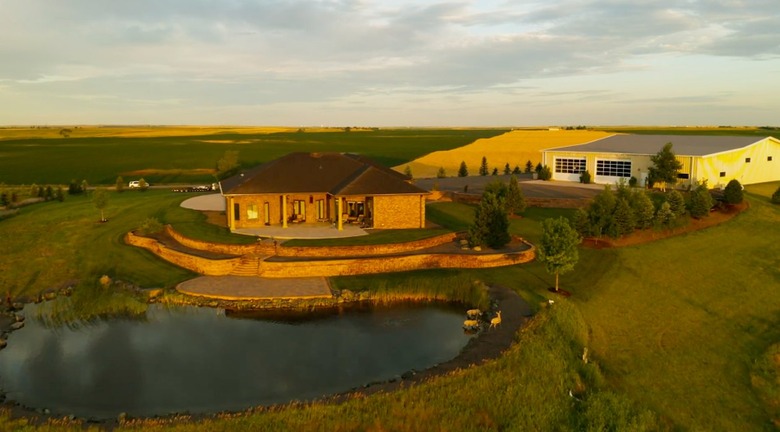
[331,270,491,311]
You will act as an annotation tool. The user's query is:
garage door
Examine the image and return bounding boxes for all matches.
[594,159,632,184]
[553,157,586,182]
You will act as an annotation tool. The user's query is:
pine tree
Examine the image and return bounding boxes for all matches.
[724,179,743,204]
[525,160,533,173]
[505,175,526,215]
[491,167,499,176]
[571,207,591,237]
[655,201,674,228]
[648,143,683,191]
[588,186,617,239]
[404,165,413,179]
[688,181,713,218]
[436,167,447,178]
[512,165,521,175]
[503,163,511,175]
[613,198,635,238]
[667,189,686,216]
[467,191,510,249]
[479,156,489,176]
[458,161,468,177]
[631,190,655,230]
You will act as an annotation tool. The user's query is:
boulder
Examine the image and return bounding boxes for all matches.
[10,321,24,331]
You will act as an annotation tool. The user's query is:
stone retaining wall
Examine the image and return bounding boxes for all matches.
[276,232,458,257]
[451,192,588,208]
[259,246,535,278]
[165,225,272,255]
[125,232,242,275]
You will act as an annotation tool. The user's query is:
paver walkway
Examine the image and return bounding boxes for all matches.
[177,276,332,300]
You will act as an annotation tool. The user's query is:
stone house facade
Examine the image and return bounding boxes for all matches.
[220,152,429,231]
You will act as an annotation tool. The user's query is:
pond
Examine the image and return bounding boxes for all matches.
[0,302,475,419]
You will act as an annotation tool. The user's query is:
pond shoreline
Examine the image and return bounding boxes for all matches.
[0,285,532,429]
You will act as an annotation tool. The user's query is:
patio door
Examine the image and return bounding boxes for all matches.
[263,202,270,225]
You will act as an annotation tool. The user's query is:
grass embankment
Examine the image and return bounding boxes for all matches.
[0,128,506,185]
[0,190,198,300]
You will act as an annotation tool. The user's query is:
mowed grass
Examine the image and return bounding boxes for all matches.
[595,125,780,140]
[0,190,199,298]
[395,129,614,178]
[0,128,507,185]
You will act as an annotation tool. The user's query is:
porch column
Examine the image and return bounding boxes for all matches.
[337,196,343,231]
[282,194,288,228]
[228,196,235,231]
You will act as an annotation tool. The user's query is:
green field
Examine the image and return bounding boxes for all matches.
[0,128,507,185]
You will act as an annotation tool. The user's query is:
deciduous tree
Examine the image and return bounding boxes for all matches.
[93,188,109,222]
[538,217,581,292]
[648,143,683,191]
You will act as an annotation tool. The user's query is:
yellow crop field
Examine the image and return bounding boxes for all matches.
[395,129,614,178]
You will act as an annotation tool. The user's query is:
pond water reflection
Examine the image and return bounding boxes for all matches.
[0,302,474,419]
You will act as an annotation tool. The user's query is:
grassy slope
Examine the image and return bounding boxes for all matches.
[0,190,198,298]
[0,129,507,185]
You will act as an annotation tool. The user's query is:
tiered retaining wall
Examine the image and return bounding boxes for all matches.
[258,246,535,278]
[125,232,242,275]
[165,225,273,255]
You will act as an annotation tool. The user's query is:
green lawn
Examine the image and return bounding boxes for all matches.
[0,129,507,185]
[0,183,778,430]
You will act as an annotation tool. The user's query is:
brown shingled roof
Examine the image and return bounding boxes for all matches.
[221,152,428,196]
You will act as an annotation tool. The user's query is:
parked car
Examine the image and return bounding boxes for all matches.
[128,181,140,188]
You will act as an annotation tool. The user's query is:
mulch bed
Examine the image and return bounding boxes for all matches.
[581,201,748,249]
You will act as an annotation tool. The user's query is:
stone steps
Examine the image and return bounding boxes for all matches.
[230,256,261,276]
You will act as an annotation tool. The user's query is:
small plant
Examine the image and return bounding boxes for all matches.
[538,165,552,181]
[629,176,638,187]
[579,170,592,184]
[138,217,163,235]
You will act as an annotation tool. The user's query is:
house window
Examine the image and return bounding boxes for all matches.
[233,203,240,221]
[247,203,258,220]
[263,202,270,224]
[293,200,306,217]
[554,158,586,174]
[720,172,726,177]
[677,173,689,179]
[316,199,325,220]
[769,156,773,161]
[745,157,751,163]
[596,160,632,177]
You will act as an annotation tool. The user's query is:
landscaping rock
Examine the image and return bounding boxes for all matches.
[43,291,57,301]
[0,339,7,349]
[10,321,24,330]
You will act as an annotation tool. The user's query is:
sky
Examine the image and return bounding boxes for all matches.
[1,0,779,127]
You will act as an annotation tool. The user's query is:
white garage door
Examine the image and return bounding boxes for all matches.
[553,157,586,182]
[594,159,632,184]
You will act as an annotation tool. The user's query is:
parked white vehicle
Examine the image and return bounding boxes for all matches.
[128,181,140,188]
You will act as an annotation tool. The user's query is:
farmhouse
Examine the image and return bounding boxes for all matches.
[219,152,428,231]
[542,134,780,188]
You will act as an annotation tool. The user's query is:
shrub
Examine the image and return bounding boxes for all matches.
[655,201,674,228]
[613,198,635,238]
[138,178,149,192]
[688,181,714,218]
[667,189,686,216]
[467,191,510,249]
[538,165,552,180]
[629,176,638,187]
[579,170,591,184]
[723,179,743,204]
[535,162,543,173]
[631,190,655,230]
[773,185,780,204]
[137,217,163,236]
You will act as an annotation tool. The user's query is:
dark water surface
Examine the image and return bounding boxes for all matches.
[0,303,473,419]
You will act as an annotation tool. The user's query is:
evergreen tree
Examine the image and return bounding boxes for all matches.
[505,175,526,215]
[535,162,543,173]
[55,187,64,202]
[724,179,743,205]
[467,191,510,249]
[404,165,413,179]
[538,165,552,180]
[667,189,686,216]
[688,181,713,218]
[571,208,591,237]
[512,165,522,175]
[138,178,149,192]
[648,143,683,191]
[458,161,469,177]
[613,198,635,237]
[525,160,533,173]
[538,217,581,292]
[588,186,617,239]
[479,156,489,176]
[45,185,53,201]
[116,176,125,193]
[491,167,499,176]
[503,163,511,175]
[631,190,655,230]
[655,201,674,228]
[436,167,447,178]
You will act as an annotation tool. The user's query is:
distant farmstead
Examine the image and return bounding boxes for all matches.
[542,134,780,188]
[219,152,428,231]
